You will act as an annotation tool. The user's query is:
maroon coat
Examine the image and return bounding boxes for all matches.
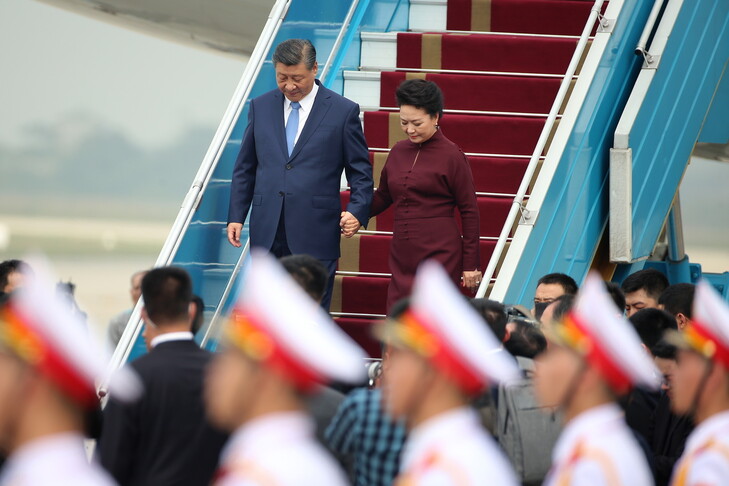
[371,129,481,310]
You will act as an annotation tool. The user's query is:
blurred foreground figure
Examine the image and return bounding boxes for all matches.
[0,260,138,485]
[205,251,368,486]
[378,260,520,485]
[668,281,729,485]
[535,274,658,486]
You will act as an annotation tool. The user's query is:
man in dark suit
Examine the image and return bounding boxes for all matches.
[227,38,374,310]
[99,267,227,486]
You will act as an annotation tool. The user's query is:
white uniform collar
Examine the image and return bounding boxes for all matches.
[683,409,729,455]
[151,331,194,348]
[551,403,624,463]
[284,81,319,113]
[400,406,480,471]
[222,412,314,463]
[1,433,110,484]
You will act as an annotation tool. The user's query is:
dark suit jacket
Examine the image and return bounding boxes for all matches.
[99,340,227,486]
[228,80,373,260]
[648,392,694,486]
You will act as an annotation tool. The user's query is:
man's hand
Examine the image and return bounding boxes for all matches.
[462,270,483,292]
[227,223,243,248]
[340,211,361,238]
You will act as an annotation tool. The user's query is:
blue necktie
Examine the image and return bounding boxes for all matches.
[286,101,301,157]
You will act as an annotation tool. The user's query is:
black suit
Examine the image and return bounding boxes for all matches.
[648,392,694,486]
[99,340,227,486]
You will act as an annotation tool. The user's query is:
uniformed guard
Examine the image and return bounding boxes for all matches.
[204,251,368,486]
[376,260,521,486]
[535,272,659,486]
[668,280,729,485]
[0,260,139,486]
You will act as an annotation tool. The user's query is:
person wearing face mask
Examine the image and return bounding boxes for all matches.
[361,79,481,311]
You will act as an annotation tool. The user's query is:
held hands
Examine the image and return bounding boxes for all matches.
[462,270,483,292]
[227,223,243,248]
[340,211,361,238]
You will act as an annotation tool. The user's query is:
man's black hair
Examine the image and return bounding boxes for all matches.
[504,319,547,359]
[470,299,507,343]
[621,268,669,301]
[651,339,678,361]
[272,39,317,69]
[0,259,27,292]
[142,267,193,326]
[628,308,678,352]
[280,254,329,302]
[551,294,575,323]
[537,273,578,296]
[604,281,626,313]
[658,283,695,319]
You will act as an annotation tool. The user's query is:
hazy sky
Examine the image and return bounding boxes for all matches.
[0,0,245,149]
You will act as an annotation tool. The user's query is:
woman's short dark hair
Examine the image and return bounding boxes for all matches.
[395,79,444,119]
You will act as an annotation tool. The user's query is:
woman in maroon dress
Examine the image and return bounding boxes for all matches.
[361,79,482,310]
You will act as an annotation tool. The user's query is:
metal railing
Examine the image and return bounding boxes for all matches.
[475,0,608,299]
[635,0,666,66]
[101,0,293,389]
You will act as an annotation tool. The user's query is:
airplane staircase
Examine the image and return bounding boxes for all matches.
[336,0,605,355]
[108,0,729,375]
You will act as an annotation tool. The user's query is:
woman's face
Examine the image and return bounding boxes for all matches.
[399,105,438,144]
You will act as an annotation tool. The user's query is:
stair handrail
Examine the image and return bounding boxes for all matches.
[475,0,607,299]
[102,0,293,386]
[320,0,362,84]
[635,0,666,66]
[199,239,250,349]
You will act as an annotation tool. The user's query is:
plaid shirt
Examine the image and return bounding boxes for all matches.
[325,387,407,486]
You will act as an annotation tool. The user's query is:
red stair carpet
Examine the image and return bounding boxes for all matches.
[334,0,595,356]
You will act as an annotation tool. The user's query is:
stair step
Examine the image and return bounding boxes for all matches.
[379,71,563,114]
[363,110,545,155]
[339,233,498,274]
[446,0,594,36]
[341,190,513,236]
[397,32,578,74]
[331,274,390,316]
[410,0,447,32]
[334,317,383,358]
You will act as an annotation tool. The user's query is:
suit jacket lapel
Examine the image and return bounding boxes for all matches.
[273,91,288,159]
[289,83,332,161]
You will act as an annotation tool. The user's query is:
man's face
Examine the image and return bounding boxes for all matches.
[3,271,25,294]
[671,349,708,415]
[141,322,159,352]
[534,283,565,307]
[655,356,677,399]
[382,346,429,420]
[276,61,318,103]
[204,349,258,431]
[624,289,659,317]
[534,343,583,408]
[130,273,144,305]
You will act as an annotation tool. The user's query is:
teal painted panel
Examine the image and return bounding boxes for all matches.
[698,65,729,144]
[630,0,729,259]
[502,0,655,306]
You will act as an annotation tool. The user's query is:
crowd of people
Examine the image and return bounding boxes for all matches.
[1,254,728,486]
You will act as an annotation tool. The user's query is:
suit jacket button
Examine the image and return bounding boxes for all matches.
[278,191,284,197]
[286,164,293,170]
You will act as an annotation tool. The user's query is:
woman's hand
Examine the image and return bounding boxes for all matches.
[462,270,483,292]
